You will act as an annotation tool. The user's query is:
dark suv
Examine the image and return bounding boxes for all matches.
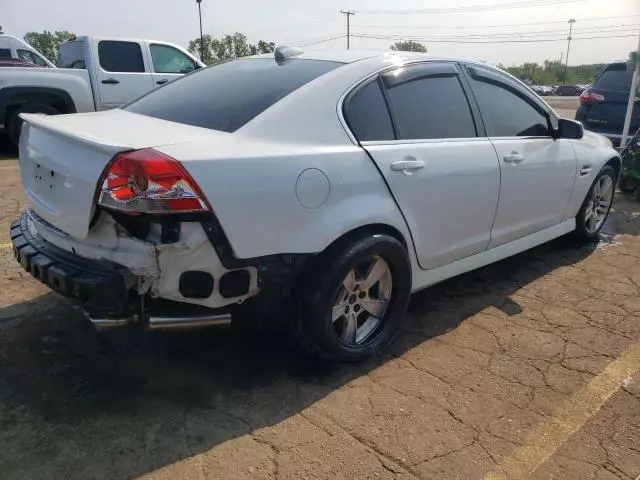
[575,61,639,146]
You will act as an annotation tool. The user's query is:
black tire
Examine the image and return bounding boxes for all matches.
[619,175,637,194]
[573,165,617,243]
[8,103,60,147]
[293,232,411,362]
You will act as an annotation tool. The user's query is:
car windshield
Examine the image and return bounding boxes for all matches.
[593,63,632,92]
[125,57,343,133]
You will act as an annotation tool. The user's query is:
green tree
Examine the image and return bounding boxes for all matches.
[188,32,275,65]
[390,41,427,53]
[23,30,72,63]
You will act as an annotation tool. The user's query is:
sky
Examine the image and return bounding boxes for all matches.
[3,0,639,66]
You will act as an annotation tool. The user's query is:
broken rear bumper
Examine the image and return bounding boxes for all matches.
[10,214,135,316]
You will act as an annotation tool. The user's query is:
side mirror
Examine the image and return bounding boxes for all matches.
[557,118,584,140]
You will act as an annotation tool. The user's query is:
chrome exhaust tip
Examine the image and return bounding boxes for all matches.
[85,311,231,331]
[148,313,231,330]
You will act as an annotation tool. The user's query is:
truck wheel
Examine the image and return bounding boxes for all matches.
[293,232,411,362]
[8,103,60,147]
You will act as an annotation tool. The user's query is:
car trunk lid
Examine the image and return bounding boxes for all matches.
[19,109,221,239]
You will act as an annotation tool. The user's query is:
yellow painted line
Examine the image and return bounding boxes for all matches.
[485,341,640,480]
[0,242,13,249]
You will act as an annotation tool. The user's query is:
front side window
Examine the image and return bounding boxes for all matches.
[382,65,477,140]
[58,41,85,69]
[150,44,196,74]
[343,80,395,142]
[470,78,551,137]
[98,41,145,73]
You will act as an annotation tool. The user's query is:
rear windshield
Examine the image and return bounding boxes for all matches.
[125,58,343,132]
[593,63,632,92]
[58,41,86,69]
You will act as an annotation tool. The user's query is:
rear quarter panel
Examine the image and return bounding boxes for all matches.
[158,138,412,260]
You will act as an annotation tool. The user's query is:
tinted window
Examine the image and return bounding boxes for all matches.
[98,41,144,73]
[18,50,49,67]
[126,58,342,133]
[0,49,10,58]
[59,41,86,69]
[150,44,195,74]
[471,79,550,137]
[385,72,476,139]
[344,80,394,141]
[593,64,632,92]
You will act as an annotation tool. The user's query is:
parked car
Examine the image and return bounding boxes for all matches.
[556,84,584,96]
[0,58,38,68]
[576,60,639,147]
[0,35,205,146]
[11,49,620,361]
[0,35,55,67]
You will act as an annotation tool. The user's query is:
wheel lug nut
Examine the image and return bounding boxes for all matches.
[359,292,366,299]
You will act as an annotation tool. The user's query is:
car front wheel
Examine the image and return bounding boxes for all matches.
[574,165,616,242]
[294,233,411,361]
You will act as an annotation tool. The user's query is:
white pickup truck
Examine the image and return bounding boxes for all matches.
[0,35,205,145]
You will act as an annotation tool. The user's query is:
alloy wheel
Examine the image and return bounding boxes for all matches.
[584,173,614,234]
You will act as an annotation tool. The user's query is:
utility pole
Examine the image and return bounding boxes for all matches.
[621,28,640,149]
[340,10,355,50]
[196,0,204,62]
[562,18,576,84]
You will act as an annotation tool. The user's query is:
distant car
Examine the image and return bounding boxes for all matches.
[11,50,621,361]
[556,84,584,96]
[575,60,639,147]
[0,58,38,67]
[0,34,55,67]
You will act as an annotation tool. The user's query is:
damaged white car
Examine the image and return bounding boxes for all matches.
[12,48,620,361]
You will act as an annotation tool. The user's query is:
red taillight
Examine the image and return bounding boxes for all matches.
[96,149,211,214]
[579,90,605,105]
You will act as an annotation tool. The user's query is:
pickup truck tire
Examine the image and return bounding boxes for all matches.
[8,103,60,147]
[293,233,411,362]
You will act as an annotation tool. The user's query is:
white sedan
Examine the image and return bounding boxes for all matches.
[11,48,619,361]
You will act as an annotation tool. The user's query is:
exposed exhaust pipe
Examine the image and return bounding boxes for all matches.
[86,312,231,331]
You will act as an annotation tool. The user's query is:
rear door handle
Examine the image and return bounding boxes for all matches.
[390,160,425,172]
[503,151,524,164]
[156,79,169,85]
[101,78,120,85]
[580,165,592,176]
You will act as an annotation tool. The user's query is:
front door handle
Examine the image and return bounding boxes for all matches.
[503,151,524,164]
[156,79,169,85]
[390,159,426,172]
[101,78,120,85]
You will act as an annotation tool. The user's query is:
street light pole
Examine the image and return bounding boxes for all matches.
[196,0,204,62]
[562,18,575,84]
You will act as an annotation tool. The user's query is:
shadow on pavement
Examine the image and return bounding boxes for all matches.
[0,232,602,479]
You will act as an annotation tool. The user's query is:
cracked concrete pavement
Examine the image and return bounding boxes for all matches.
[0,108,639,480]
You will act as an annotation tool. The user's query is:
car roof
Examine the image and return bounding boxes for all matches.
[250,49,492,67]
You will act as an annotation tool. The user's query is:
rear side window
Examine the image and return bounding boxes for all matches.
[17,49,49,67]
[382,65,477,140]
[593,63,632,92]
[0,49,10,58]
[126,58,342,133]
[98,41,145,73]
[59,41,86,69]
[471,79,550,137]
[344,80,395,141]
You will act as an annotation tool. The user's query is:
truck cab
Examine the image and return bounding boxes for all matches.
[58,36,205,110]
[0,35,55,68]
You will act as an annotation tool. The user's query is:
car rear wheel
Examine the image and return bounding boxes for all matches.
[8,103,60,147]
[573,165,616,242]
[293,233,411,361]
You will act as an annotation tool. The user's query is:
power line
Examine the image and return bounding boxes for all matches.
[352,0,586,15]
[351,33,639,44]
[349,26,640,41]
[351,21,640,33]
[287,34,347,47]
